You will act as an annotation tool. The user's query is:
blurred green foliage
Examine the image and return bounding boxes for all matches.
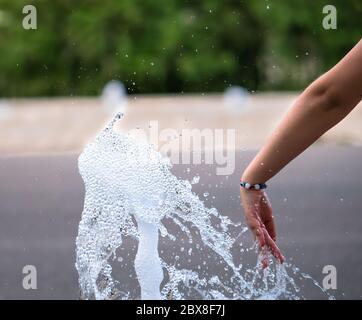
[0,0,360,96]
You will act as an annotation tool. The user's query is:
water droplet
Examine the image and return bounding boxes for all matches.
[191,175,200,184]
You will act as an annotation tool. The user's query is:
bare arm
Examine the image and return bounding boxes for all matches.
[240,40,362,267]
[242,40,362,183]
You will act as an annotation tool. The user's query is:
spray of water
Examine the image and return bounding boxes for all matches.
[75,112,333,300]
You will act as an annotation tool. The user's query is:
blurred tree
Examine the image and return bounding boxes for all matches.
[0,0,360,96]
[250,0,362,89]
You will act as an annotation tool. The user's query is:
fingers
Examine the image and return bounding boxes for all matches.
[263,229,285,264]
[260,194,277,241]
[259,241,269,269]
[255,226,266,248]
[240,189,284,267]
[257,228,284,268]
[259,194,284,264]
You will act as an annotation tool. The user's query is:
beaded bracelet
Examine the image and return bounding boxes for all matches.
[240,181,267,190]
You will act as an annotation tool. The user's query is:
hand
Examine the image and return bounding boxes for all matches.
[240,188,285,268]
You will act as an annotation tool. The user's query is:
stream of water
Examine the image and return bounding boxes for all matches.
[75,112,333,300]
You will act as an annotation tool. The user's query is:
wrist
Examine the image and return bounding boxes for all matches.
[241,169,268,190]
[241,171,264,185]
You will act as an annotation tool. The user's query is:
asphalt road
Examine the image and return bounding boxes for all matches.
[0,146,361,299]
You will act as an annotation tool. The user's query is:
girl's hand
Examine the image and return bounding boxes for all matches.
[240,188,285,268]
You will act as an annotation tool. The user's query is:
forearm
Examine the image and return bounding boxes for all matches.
[242,83,358,184]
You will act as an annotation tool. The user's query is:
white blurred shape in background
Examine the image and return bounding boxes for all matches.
[101,80,127,114]
[0,100,12,120]
[223,86,250,114]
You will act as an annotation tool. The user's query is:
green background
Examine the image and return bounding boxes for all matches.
[0,0,361,96]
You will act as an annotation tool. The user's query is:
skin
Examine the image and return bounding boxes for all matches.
[240,39,362,268]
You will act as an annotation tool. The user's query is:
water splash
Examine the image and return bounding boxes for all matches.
[75,112,332,300]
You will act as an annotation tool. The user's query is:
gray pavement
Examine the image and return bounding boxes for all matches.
[0,146,362,299]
